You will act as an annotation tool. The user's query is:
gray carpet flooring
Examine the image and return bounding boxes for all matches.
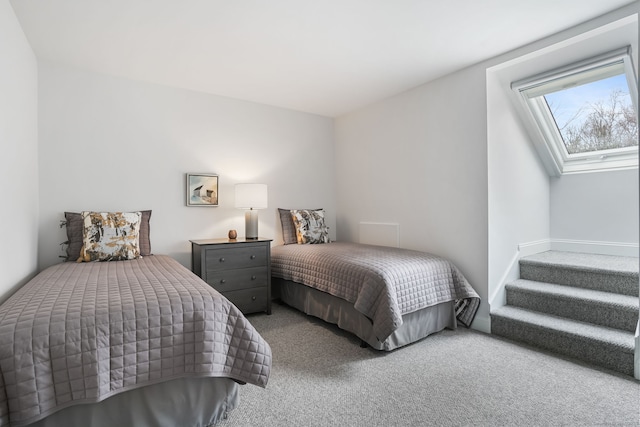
[519,251,639,275]
[493,251,639,376]
[219,303,640,427]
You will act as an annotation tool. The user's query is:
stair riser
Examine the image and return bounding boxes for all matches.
[491,316,634,376]
[520,264,639,297]
[506,288,638,332]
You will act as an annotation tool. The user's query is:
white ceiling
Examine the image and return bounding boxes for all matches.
[9,0,638,117]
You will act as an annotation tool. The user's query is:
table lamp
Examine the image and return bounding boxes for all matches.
[235,183,268,239]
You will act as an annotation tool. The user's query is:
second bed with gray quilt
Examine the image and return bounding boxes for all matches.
[271,242,480,350]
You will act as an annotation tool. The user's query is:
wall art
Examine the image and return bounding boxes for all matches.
[186,173,219,206]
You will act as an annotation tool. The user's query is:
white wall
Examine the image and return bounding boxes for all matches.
[489,9,639,261]
[487,66,550,308]
[0,0,39,301]
[335,3,640,333]
[551,169,639,247]
[335,66,490,331]
[37,61,335,270]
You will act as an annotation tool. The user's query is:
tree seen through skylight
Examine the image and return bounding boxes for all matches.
[544,74,637,155]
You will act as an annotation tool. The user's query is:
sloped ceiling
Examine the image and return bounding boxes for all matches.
[9,0,638,117]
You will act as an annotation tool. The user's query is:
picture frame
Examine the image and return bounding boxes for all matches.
[186,173,219,206]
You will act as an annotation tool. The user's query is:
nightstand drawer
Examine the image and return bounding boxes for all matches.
[223,287,268,314]
[206,266,268,292]
[204,246,267,270]
[191,238,272,315]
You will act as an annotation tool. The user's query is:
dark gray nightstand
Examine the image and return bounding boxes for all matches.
[191,238,272,315]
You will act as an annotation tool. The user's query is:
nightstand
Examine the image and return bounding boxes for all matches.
[191,238,272,315]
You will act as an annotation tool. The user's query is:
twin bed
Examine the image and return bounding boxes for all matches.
[0,212,271,427]
[271,243,479,350]
[0,209,480,426]
[272,209,480,351]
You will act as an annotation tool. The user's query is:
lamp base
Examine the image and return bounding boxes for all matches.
[245,210,259,239]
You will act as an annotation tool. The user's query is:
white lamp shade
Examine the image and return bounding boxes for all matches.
[235,184,268,209]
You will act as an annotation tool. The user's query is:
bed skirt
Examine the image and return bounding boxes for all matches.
[273,277,457,351]
[26,377,239,427]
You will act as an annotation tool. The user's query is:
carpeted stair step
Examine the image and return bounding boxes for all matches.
[491,306,635,376]
[519,251,639,296]
[506,279,639,332]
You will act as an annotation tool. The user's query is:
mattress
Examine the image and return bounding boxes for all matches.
[0,255,271,427]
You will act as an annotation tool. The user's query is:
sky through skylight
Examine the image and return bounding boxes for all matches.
[544,73,637,154]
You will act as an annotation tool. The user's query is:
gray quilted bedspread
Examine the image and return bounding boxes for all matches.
[0,255,271,427]
[271,242,480,341]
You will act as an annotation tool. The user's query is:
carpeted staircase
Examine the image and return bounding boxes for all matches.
[491,251,639,376]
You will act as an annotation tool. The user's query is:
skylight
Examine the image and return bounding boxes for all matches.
[512,47,638,175]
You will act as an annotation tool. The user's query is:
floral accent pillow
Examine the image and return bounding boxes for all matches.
[278,208,322,245]
[290,209,331,244]
[78,211,142,262]
[65,210,152,261]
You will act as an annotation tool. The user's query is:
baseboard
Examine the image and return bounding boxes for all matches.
[471,314,491,334]
[489,251,519,309]
[518,239,552,256]
[490,239,551,311]
[551,239,639,257]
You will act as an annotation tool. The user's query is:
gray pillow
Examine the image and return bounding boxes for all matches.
[64,210,152,260]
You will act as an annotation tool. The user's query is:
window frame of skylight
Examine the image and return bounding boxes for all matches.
[512,46,638,175]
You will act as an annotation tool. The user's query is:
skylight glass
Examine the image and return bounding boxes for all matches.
[512,47,639,175]
[544,72,637,155]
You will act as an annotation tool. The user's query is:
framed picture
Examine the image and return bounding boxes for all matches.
[186,173,219,206]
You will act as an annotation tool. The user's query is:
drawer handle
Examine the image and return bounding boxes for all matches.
[250,255,256,260]
[251,296,257,301]
[220,279,226,284]
[251,275,257,280]
[219,257,225,263]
